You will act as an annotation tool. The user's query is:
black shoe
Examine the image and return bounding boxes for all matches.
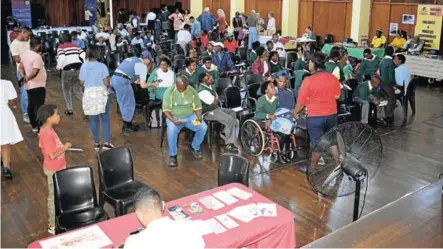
[191,148,203,159]
[65,110,74,116]
[94,143,101,152]
[3,167,13,179]
[385,117,394,124]
[225,144,239,151]
[122,122,140,133]
[102,143,115,150]
[168,156,177,167]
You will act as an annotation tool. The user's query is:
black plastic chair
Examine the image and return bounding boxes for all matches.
[173,59,186,73]
[246,74,262,86]
[53,166,108,234]
[247,83,261,110]
[224,86,242,109]
[218,153,250,187]
[97,147,150,217]
[216,77,233,103]
[324,34,334,44]
[238,46,248,62]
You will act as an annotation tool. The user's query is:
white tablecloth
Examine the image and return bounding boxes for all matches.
[404,55,443,80]
[7,26,93,45]
[259,35,272,45]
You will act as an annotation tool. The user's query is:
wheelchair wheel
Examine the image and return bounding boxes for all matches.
[278,143,295,164]
[240,119,265,156]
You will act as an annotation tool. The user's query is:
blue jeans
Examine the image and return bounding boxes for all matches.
[307,114,337,149]
[89,96,111,143]
[111,76,135,122]
[17,71,28,115]
[248,27,258,49]
[166,113,208,156]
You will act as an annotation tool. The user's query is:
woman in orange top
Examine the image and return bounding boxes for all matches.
[216,9,228,36]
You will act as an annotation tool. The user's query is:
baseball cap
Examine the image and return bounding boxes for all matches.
[214,42,224,48]
[141,51,153,61]
[275,71,287,79]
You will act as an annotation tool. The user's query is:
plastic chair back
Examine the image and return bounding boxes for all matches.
[97,147,134,190]
[224,86,242,108]
[218,154,250,187]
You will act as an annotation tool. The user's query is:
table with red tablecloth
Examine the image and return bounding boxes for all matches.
[28,183,296,248]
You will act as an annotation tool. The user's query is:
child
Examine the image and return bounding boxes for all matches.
[255,81,280,120]
[37,104,71,234]
[269,51,283,73]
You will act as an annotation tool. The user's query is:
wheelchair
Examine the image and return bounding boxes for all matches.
[240,115,308,163]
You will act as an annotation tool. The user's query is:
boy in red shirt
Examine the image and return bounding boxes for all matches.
[223,33,238,53]
[37,104,72,234]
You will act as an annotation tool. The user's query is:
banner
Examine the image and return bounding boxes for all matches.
[84,0,97,25]
[11,0,32,28]
[415,5,443,50]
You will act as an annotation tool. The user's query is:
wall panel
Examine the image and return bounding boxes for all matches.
[203,0,231,22]
[297,0,313,37]
[389,4,417,39]
[245,0,283,31]
[369,3,390,44]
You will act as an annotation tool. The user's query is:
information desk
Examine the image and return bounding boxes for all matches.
[322,43,385,59]
[404,54,443,81]
[28,183,296,249]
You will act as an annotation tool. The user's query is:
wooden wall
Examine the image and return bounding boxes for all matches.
[203,0,231,22]
[245,0,283,32]
[298,0,352,42]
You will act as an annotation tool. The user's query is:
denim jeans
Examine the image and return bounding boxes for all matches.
[17,71,28,115]
[248,27,258,49]
[111,76,135,122]
[306,114,337,148]
[89,96,111,143]
[166,113,208,156]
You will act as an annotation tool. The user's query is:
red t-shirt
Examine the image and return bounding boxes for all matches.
[9,32,19,42]
[39,127,67,172]
[224,40,238,53]
[200,35,209,49]
[297,71,341,117]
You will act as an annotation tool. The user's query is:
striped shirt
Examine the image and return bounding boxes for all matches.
[56,42,85,70]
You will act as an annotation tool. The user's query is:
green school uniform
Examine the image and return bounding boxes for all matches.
[255,95,280,119]
[379,56,396,86]
[147,68,177,100]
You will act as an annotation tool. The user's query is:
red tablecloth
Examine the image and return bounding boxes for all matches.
[28,183,295,248]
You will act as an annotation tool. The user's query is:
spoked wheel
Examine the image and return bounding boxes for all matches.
[278,143,296,163]
[240,119,265,156]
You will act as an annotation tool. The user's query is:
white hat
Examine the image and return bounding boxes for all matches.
[214,42,224,48]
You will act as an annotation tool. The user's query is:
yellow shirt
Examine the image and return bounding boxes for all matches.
[371,35,387,48]
[390,37,406,49]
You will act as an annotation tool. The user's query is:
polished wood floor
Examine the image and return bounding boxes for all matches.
[2,66,443,248]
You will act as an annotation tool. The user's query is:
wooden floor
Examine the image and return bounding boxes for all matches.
[2,66,443,248]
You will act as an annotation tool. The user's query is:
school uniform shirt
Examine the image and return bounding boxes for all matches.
[162,85,202,118]
[395,64,411,93]
[21,50,47,90]
[379,55,396,86]
[255,95,280,119]
[198,84,219,113]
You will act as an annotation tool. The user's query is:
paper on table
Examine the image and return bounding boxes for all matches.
[228,203,259,223]
[204,218,227,234]
[199,196,225,210]
[39,225,112,249]
[227,187,253,200]
[212,191,238,205]
[215,214,239,229]
[257,203,277,217]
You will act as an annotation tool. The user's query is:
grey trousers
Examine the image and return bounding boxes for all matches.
[353,97,385,124]
[61,70,83,111]
[204,108,239,144]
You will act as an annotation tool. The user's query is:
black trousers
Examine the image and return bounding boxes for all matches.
[27,87,46,129]
[381,84,396,118]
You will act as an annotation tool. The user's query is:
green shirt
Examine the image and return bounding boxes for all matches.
[355,56,380,81]
[255,95,280,119]
[179,69,199,88]
[379,57,396,86]
[162,85,202,118]
[293,58,307,71]
[270,61,283,73]
[248,51,257,65]
[197,84,218,113]
[353,81,381,102]
[343,64,354,80]
[147,68,177,100]
[196,65,219,81]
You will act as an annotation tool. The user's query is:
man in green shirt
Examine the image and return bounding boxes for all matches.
[325,50,344,81]
[196,56,219,83]
[355,49,380,82]
[353,75,385,124]
[179,58,199,88]
[197,73,239,151]
[162,75,207,166]
[378,46,397,122]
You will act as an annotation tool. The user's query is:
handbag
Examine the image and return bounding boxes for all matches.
[82,86,109,116]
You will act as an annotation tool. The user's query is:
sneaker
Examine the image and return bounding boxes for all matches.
[168,156,177,167]
[102,143,115,150]
[225,144,239,151]
[32,128,39,133]
[94,143,101,152]
[48,226,55,235]
[122,122,140,133]
[191,148,203,159]
[65,110,74,116]
[23,114,30,124]
[3,167,13,179]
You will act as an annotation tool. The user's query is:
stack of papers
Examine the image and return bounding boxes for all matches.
[215,214,239,229]
[199,196,225,210]
[202,218,227,234]
[212,191,238,205]
[228,203,259,223]
[40,225,112,249]
[226,187,253,200]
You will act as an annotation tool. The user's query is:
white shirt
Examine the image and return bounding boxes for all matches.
[96,32,110,40]
[272,41,286,58]
[198,84,218,105]
[85,10,93,21]
[177,30,192,44]
[123,217,204,249]
[267,17,276,31]
[10,39,30,71]
[156,69,175,87]
[78,31,87,40]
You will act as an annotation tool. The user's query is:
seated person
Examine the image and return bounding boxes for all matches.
[188,47,198,60]
[199,30,209,49]
[197,73,239,151]
[293,49,308,71]
[223,33,238,53]
[248,41,261,65]
[355,49,380,81]
[272,34,286,59]
[131,32,145,47]
[116,35,129,48]
[203,41,214,57]
[325,50,344,81]
[163,76,207,166]
[405,35,424,54]
[353,75,386,124]
[197,56,219,82]
[371,29,387,48]
[71,31,85,49]
[143,31,155,48]
[96,29,110,40]
[252,48,271,77]
[123,187,205,249]
[179,58,199,88]
[390,30,406,51]
[96,36,107,46]
[265,40,274,53]
[147,57,176,100]
[343,56,358,81]
[212,42,236,73]
[275,71,295,110]
[269,51,283,73]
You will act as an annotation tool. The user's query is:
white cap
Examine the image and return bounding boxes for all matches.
[214,42,224,48]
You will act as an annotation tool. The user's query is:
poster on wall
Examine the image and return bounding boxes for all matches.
[11,0,32,28]
[389,23,398,36]
[402,14,415,25]
[415,5,443,50]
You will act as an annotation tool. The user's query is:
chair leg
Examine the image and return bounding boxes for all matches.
[403,95,408,119]
[99,193,105,209]
[409,92,416,114]
[160,118,166,148]
[143,105,151,129]
[114,202,123,217]
[207,122,213,148]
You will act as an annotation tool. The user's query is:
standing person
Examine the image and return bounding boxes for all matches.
[85,8,94,26]
[117,8,126,25]
[111,51,158,132]
[79,45,114,151]
[169,8,184,39]
[71,31,86,49]
[177,25,192,56]
[130,13,141,33]
[355,49,380,81]
[9,25,20,42]
[293,52,341,168]
[216,9,228,36]
[378,46,397,123]
[256,13,265,33]
[19,36,47,133]
[247,10,259,49]
[232,12,243,41]
[197,7,216,32]
[1,79,24,178]
[183,9,192,26]
[160,6,170,33]
[10,26,32,124]
[56,33,85,116]
[37,104,71,234]
[190,16,201,38]
[265,12,276,36]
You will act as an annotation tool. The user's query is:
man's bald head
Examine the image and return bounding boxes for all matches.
[176,75,189,92]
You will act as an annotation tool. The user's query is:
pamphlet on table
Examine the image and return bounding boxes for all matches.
[39,225,112,249]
